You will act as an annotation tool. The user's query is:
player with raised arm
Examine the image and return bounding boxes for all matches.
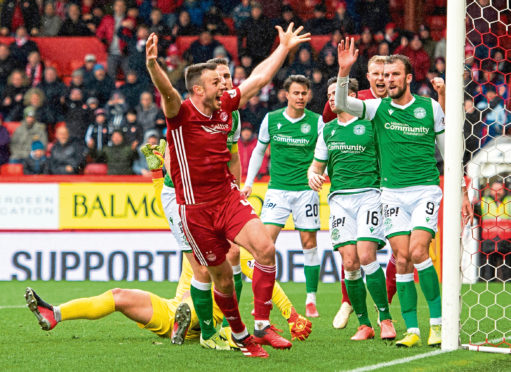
[146,23,310,358]
[308,77,396,341]
[334,38,473,347]
[242,75,324,318]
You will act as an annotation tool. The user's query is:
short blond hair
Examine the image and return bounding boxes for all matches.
[367,55,386,68]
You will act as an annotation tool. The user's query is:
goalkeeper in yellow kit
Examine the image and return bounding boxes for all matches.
[25,141,312,345]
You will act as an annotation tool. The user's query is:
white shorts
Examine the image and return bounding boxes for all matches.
[161,185,191,252]
[381,185,443,238]
[328,190,385,249]
[260,189,320,231]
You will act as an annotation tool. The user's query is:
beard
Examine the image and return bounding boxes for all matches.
[388,82,407,99]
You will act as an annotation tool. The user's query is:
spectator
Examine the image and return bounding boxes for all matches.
[63,88,89,142]
[309,68,327,113]
[333,2,355,35]
[204,6,229,35]
[239,95,267,133]
[463,98,482,165]
[232,0,251,30]
[478,87,506,145]
[153,0,183,28]
[0,117,10,166]
[37,67,66,122]
[82,1,104,34]
[239,53,254,76]
[182,0,213,28]
[9,26,39,69]
[238,122,268,177]
[434,29,446,60]
[275,5,302,31]
[25,51,44,87]
[105,91,128,130]
[149,8,172,38]
[305,4,335,35]
[23,87,56,125]
[85,109,110,151]
[237,2,276,65]
[0,0,40,36]
[401,34,431,89]
[40,2,62,37]
[78,54,97,86]
[383,22,399,52]
[68,70,87,97]
[1,70,29,121]
[185,30,224,63]
[171,10,200,37]
[9,106,47,163]
[120,70,148,109]
[121,109,144,150]
[23,140,49,174]
[477,180,511,281]
[357,27,378,59]
[0,44,17,92]
[419,24,436,63]
[289,47,315,79]
[48,125,85,174]
[319,29,343,62]
[433,57,446,80]
[58,3,93,36]
[377,41,390,56]
[232,65,247,87]
[136,91,160,133]
[84,96,100,126]
[96,0,129,79]
[86,64,115,106]
[154,111,166,138]
[117,23,151,83]
[493,48,511,76]
[269,88,287,111]
[133,129,159,176]
[89,129,136,175]
[355,0,389,32]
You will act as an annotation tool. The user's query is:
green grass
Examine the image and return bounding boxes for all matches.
[1,281,509,371]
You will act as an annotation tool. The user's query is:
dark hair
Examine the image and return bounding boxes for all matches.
[326,77,359,94]
[184,62,218,93]
[283,75,311,91]
[207,57,229,66]
[386,54,413,76]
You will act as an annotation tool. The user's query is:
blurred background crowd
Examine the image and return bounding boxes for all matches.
[0,0,509,177]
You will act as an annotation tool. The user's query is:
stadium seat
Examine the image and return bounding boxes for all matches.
[3,122,21,136]
[0,163,23,175]
[427,15,446,31]
[83,163,108,175]
[223,17,235,35]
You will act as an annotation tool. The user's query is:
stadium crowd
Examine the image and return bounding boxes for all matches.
[0,0,509,176]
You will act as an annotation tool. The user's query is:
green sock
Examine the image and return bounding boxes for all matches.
[345,276,371,327]
[304,265,320,293]
[222,272,243,328]
[417,265,442,319]
[396,278,418,329]
[190,283,216,340]
[365,266,391,321]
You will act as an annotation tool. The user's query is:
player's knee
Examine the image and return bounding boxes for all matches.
[215,275,234,294]
[395,256,410,271]
[410,249,429,265]
[302,241,316,250]
[343,258,359,271]
[359,252,376,266]
[111,288,126,308]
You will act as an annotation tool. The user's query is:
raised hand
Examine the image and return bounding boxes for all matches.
[146,33,158,64]
[337,37,359,77]
[275,22,311,51]
[431,77,445,96]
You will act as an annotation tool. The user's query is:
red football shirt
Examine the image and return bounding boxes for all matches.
[321,88,378,123]
[166,88,241,205]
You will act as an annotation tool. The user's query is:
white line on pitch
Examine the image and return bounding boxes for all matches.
[348,350,449,372]
[0,305,25,309]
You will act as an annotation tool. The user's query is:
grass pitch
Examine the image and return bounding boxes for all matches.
[1,281,509,371]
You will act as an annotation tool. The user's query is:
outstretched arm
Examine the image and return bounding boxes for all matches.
[238,23,311,107]
[146,33,182,118]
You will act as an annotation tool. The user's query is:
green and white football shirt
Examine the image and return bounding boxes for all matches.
[314,117,379,195]
[258,108,322,191]
[360,95,445,188]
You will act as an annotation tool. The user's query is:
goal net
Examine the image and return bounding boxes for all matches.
[445,0,511,353]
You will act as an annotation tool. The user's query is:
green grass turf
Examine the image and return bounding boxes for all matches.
[0,281,509,371]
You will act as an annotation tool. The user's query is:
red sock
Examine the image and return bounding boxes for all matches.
[386,255,397,304]
[341,264,351,305]
[252,262,276,320]
[213,289,245,333]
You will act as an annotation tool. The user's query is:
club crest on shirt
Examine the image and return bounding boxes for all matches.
[220,111,228,122]
[353,124,365,135]
[301,123,311,134]
[414,107,426,119]
[227,89,237,98]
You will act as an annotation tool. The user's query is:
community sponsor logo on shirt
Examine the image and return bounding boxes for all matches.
[327,141,366,154]
[271,134,310,146]
[384,122,429,136]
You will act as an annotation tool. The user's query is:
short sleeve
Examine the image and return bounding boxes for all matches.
[314,130,328,162]
[432,99,445,134]
[165,104,188,130]
[317,116,325,133]
[258,114,270,144]
[221,87,242,113]
[232,113,241,143]
[363,98,381,120]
